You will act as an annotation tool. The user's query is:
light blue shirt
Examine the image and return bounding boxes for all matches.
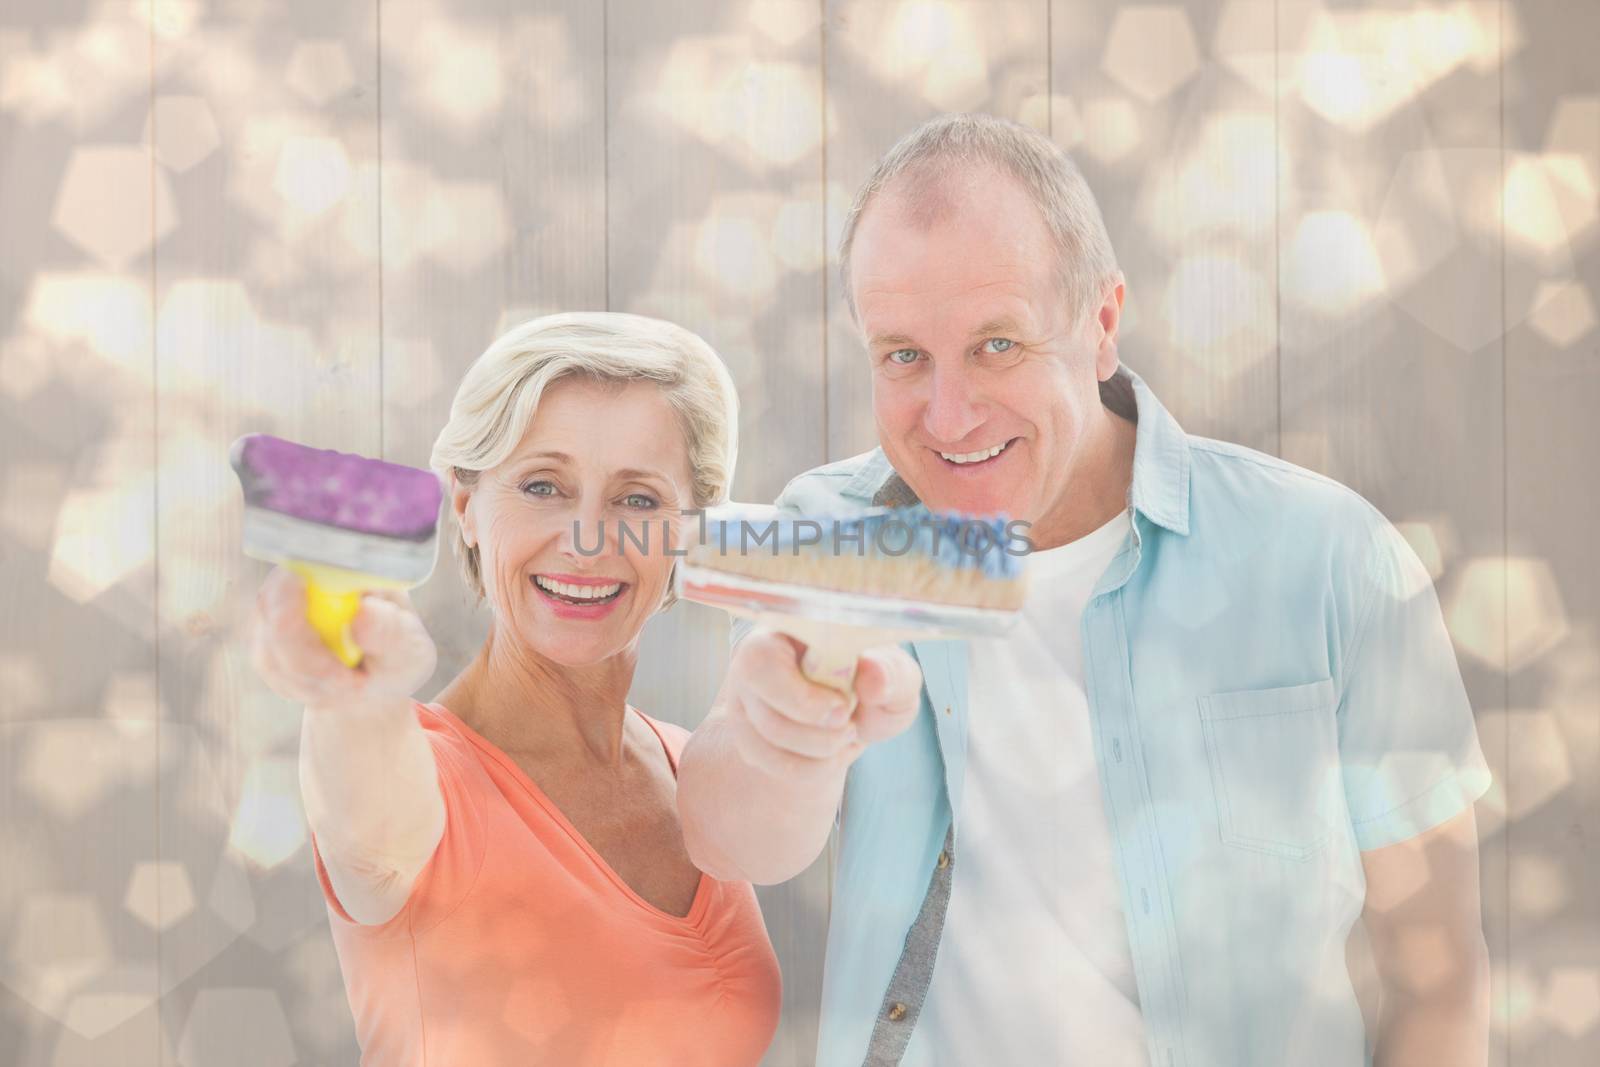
[736,365,1491,1067]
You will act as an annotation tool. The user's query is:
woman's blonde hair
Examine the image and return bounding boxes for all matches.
[429,311,739,605]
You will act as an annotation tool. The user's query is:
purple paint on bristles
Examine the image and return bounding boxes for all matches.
[233,434,442,540]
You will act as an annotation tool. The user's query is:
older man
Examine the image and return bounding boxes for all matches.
[677,114,1491,1067]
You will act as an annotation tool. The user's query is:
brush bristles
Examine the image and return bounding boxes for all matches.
[230,434,442,541]
[688,505,1027,612]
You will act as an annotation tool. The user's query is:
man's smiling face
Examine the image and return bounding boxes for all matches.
[851,166,1113,528]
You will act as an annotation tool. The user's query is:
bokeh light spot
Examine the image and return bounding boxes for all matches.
[1527,280,1597,348]
[1102,6,1201,104]
[1447,557,1570,673]
[1283,211,1385,315]
[285,41,357,106]
[52,147,178,269]
[146,95,221,173]
[123,862,196,932]
[1544,968,1600,1039]
[227,758,308,871]
[274,135,353,218]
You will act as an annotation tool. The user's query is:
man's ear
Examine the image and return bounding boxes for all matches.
[1093,273,1127,381]
[450,473,476,548]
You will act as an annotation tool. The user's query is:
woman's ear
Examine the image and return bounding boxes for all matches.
[450,472,476,549]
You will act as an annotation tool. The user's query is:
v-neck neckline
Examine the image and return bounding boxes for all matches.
[424,702,713,927]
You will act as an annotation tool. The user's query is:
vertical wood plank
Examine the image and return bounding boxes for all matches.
[1276,2,1509,1062]
[0,3,162,1063]
[824,0,1051,461]
[153,2,381,1063]
[1504,1,1600,1062]
[1052,0,1281,452]
[379,0,608,692]
[606,4,830,1062]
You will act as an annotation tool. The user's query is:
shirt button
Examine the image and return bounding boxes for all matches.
[887,1002,908,1022]
[943,705,952,716]
[937,849,950,870]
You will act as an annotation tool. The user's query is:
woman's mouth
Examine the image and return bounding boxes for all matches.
[532,574,627,616]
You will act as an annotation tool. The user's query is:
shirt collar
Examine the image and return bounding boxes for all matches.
[851,363,1192,535]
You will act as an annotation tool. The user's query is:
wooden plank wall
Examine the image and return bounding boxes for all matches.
[0,1,1595,1064]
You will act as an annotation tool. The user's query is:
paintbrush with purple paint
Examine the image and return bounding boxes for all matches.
[230,433,444,668]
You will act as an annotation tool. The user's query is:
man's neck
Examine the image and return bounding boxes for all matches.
[1025,408,1137,552]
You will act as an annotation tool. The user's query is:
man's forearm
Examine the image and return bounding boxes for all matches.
[676,707,847,885]
[1373,947,1490,1067]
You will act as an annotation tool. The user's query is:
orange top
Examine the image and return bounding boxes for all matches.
[311,702,782,1067]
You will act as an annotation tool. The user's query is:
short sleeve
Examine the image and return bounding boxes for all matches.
[1337,519,1493,852]
[310,705,488,933]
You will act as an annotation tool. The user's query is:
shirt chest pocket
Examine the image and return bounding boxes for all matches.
[1198,678,1342,861]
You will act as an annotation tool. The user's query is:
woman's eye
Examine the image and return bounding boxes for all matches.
[522,480,557,497]
[887,349,921,366]
[622,493,658,510]
[981,338,1017,355]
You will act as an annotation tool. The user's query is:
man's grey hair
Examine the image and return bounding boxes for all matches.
[838,113,1120,326]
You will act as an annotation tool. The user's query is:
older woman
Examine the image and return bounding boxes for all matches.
[250,312,781,1066]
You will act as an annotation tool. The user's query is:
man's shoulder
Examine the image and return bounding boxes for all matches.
[1186,435,1384,530]
[773,448,891,511]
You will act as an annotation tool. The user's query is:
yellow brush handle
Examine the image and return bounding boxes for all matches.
[287,560,402,668]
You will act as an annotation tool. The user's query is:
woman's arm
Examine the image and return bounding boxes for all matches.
[300,696,446,925]
[251,567,446,925]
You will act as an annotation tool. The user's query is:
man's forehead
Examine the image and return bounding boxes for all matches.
[858,280,1040,344]
[852,174,1055,315]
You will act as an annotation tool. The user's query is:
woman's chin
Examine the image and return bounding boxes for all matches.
[521,618,640,669]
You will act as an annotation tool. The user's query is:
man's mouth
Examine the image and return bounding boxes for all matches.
[533,574,626,605]
[936,438,1018,466]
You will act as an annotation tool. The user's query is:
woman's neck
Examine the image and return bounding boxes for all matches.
[442,625,640,767]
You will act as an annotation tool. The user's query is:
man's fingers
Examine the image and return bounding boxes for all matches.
[852,646,925,744]
[853,646,923,710]
[854,700,921,745]
[734,630,851,728]
[742,694,857,758]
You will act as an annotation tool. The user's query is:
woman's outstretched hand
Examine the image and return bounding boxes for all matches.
[250,565,438,710]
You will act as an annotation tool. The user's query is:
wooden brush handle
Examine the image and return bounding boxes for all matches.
[798,640,864,696]
[762,614,888,709]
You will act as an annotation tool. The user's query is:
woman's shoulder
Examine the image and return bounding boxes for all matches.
[631,709,692,767]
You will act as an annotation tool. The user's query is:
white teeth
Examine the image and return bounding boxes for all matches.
[535,576,622,600]
[939,440,1010,464]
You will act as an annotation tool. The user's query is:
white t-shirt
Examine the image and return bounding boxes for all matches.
[917,507,1149,1067]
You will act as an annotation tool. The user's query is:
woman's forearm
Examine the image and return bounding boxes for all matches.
[298,697,446,923]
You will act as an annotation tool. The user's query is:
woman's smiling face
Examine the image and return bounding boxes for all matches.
[454,376,696,666]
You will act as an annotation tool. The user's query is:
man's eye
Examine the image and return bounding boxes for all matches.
[522,480,557,497]
[982,338,1017,354]
[622,493,658,510]
[887,349,921,365]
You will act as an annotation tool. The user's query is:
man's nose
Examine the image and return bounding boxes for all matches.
[922,362,985,444]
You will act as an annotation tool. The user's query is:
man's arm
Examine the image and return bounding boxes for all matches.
[676,630,923,885]
[1360,805,1490,1067]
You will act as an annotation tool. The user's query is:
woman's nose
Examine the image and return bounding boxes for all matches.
[558,496,613,561]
